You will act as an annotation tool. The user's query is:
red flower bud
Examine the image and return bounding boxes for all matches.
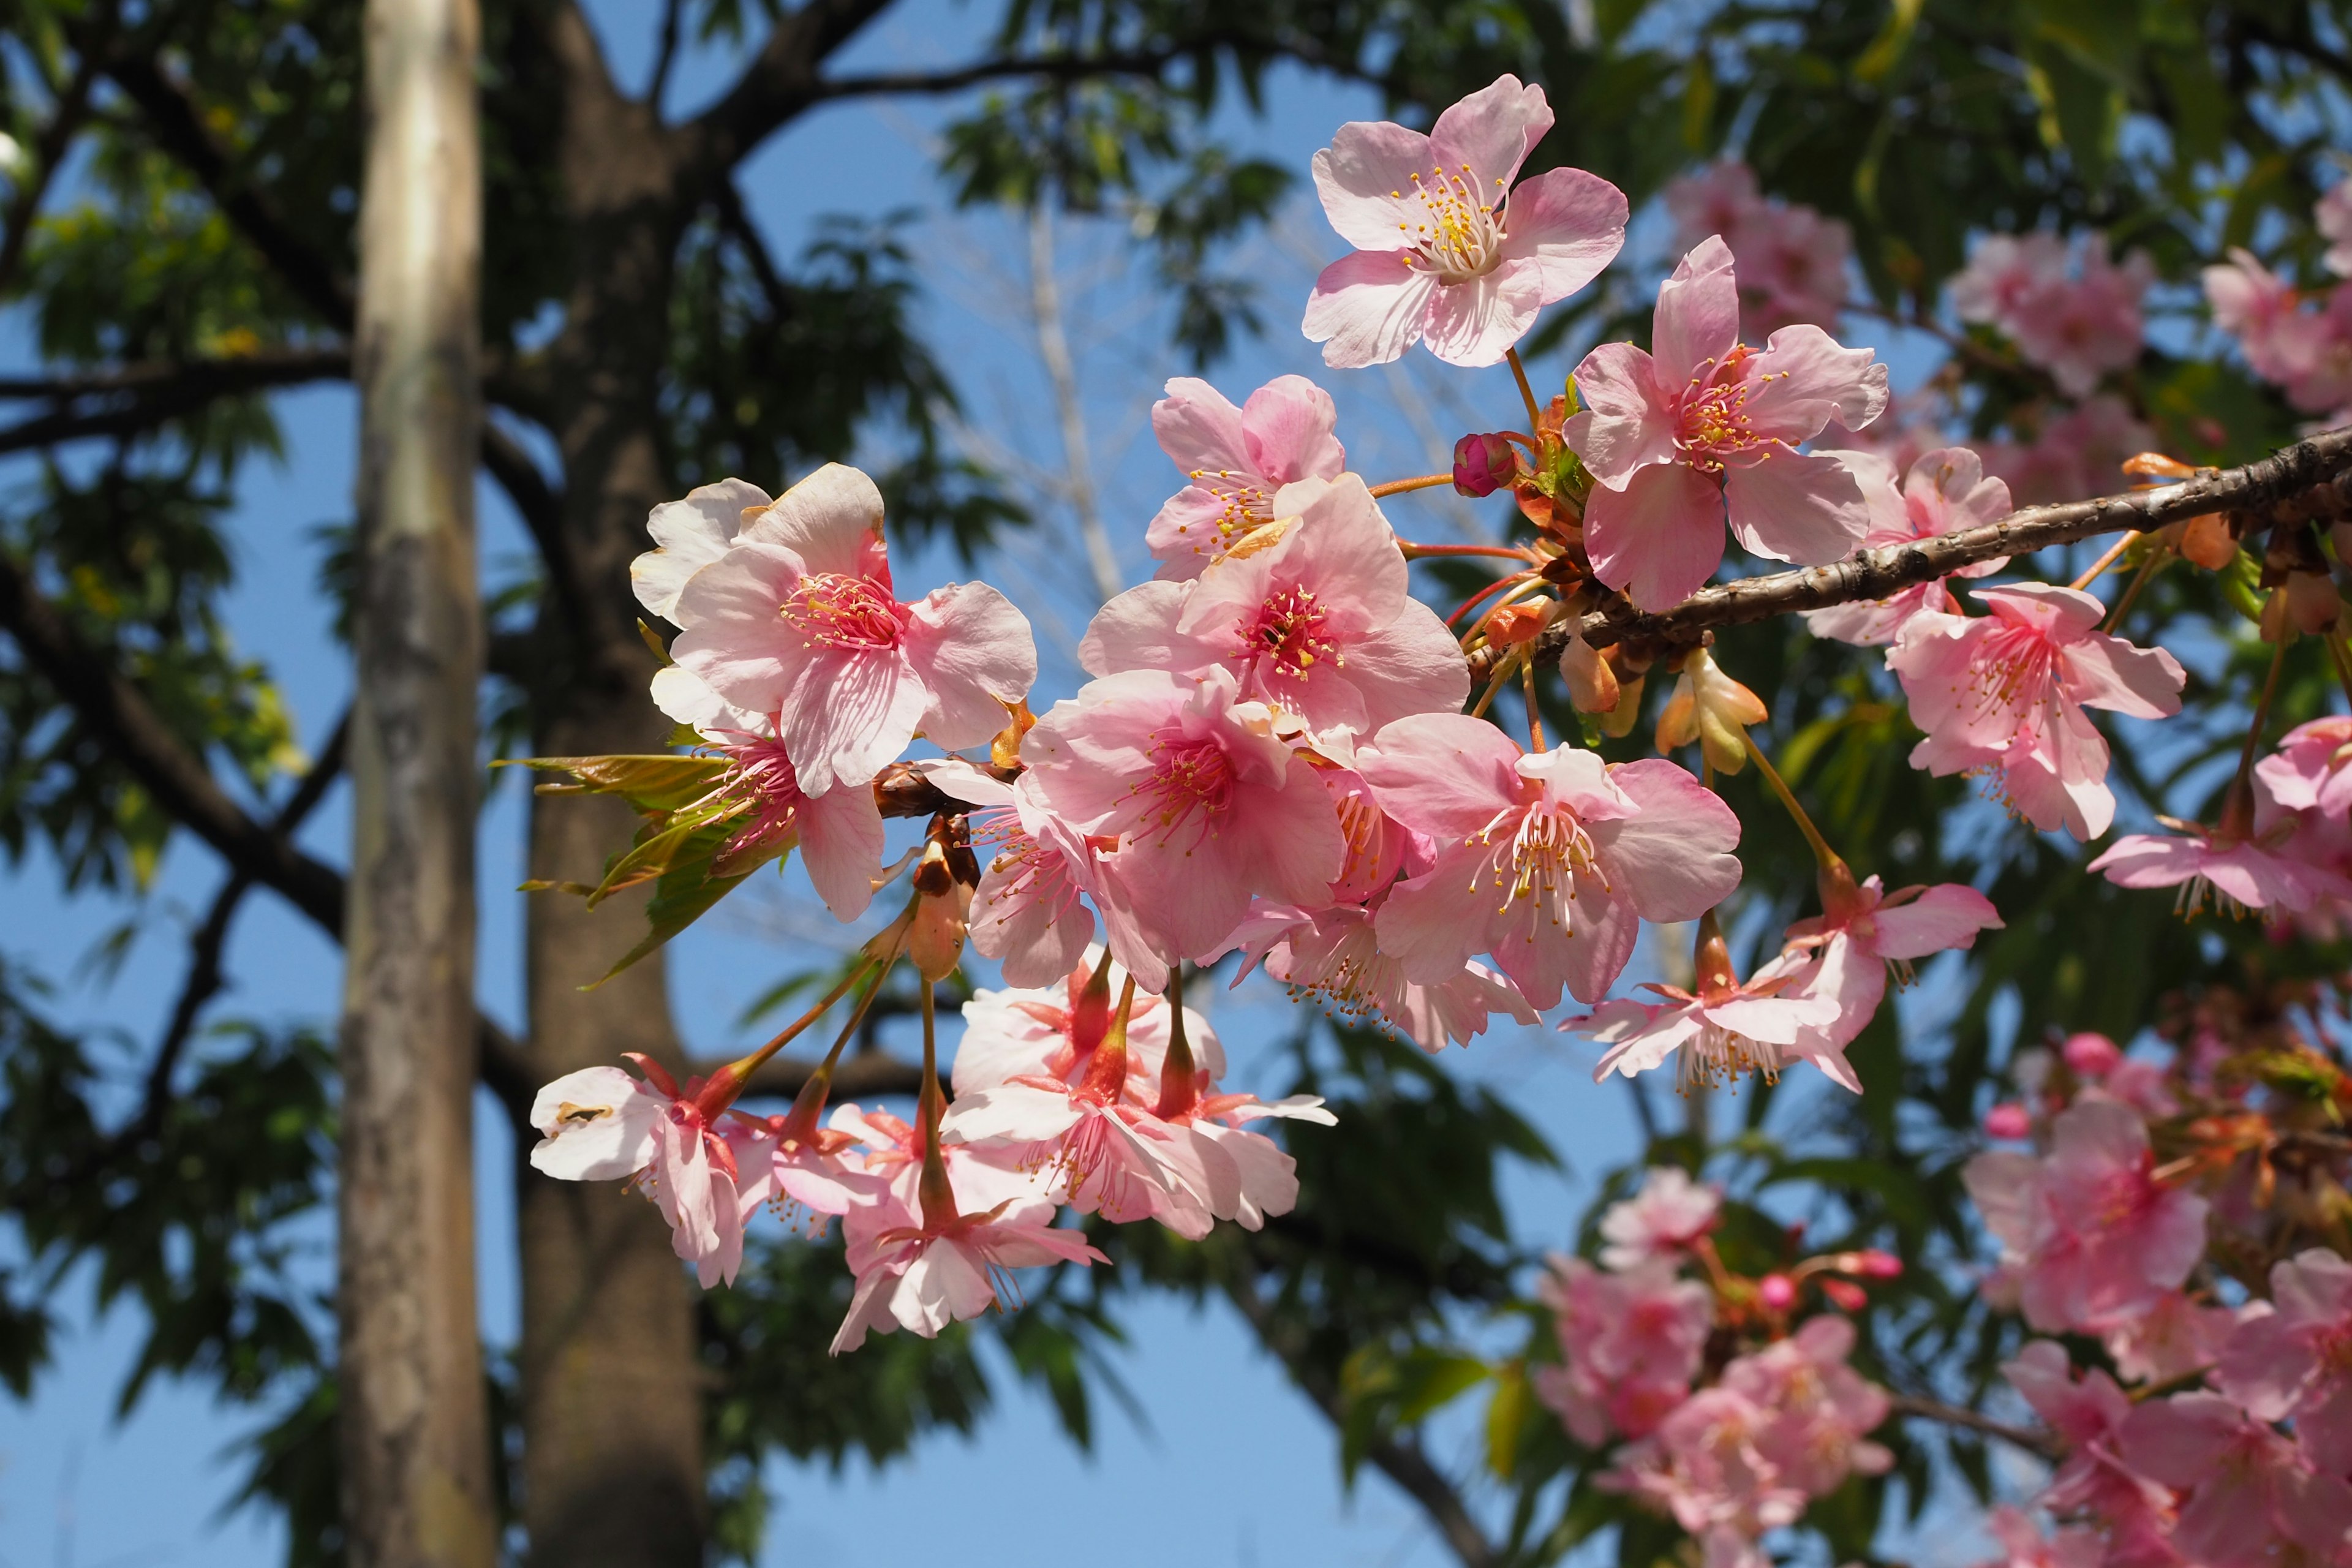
[1758,1272,1798,1310]
[1453,432,1521,497]
[1820,1278,1868,1311]
[1983,1102,2032,1140]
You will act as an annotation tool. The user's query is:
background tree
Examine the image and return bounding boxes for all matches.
[2,2,2350,1566]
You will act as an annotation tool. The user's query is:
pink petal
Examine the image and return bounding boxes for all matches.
[1564,341,1676,484]
[904,580,1038,750]
[794,775,885,922]
[1417,265,1546,366]
[1338,600,1474,731]
[1495,166,1628,303]
[777,644,926,797]
[1868,883,2001,960]
[1152,377,1251,475]
[1427,74,1554,189]
[671,540,812,716]
[1584,461,1729,611]
[1723,450,1869,566]
[1078,578,1191,677]
[1357,712,1525,840]
[1741,325,1889,440]
[1589,759,1744,921]
[1653,236,1742,384]
[1241,375,1346,483]
[738,462,888,581]
[1303,249,1436,368]
[2060,633,2186,720]
[633,477,769,625]
[1311,120,1444,253]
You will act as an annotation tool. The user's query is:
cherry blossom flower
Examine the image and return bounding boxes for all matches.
[1763,872,2005,1073]
[2321,181,2352,277]
[2216,1249,2352,1474]
[1719,1316,1891,1499]
[1358,714,1743,1008]
[2120,1391,2352,1567]
[1566,236,1890,610]
[527,1057,755,1287]
[1081,474,1468,738]
[1145,375,1347,579]
[2002,1341,2175,1533]
[1597,1166,1721,1270]
[2256,715,2352,821]
[1971,1506,2104,1568]
[724,1107,876,1235]
[2089,772,2352,917]
[660,699,886,921]
[831,1186,1106,1353]
[1575,968,1843,1093]
[1665,163,1853,335]
[1964,1099,2209,1335]
[1950,234,2071,335]
[1535,1256,1713,1445]
[1804,447,2013,646]
[1022,666,1346,966]
[630,477,771,624]
[669,464,1038,796]
[950,955,1222,1104]
[1604,1385,1807,1542]
[1981,394,2160,507]
[2106,1288,2233,1385]
[1302,74,1628,368]
[1953,233,2150,398]
[827,1102,1047,1218]
[1888,583,2185,840]
[1236,900,1539,1054]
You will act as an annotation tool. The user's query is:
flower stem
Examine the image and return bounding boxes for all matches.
[1521,649,1548,753]
[2228,612,2294,807]
[1154,966,1199,1119]
[1468,644,1523,720]
[1744,734,1844,873]
[1398,540,1537,560]
[698,954,883,1117]
[2327,628,2352,710]
[1505,346,1544,433]
[1369,473,1455,499]
[1446,568,1537,630]
[2101,541,2173,634]
[916,978,957,1229]
[2069,530,2141,591]
[780,960,897,1140]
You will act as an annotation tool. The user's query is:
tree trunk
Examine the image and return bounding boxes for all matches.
[516,26,707,1563]
[340,0,497,1564]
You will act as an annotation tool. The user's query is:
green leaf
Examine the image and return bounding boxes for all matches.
[505,754,732,814]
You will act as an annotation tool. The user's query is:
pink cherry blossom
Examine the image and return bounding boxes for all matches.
[1804,447,2013,646]
[1358,714,1743,1008]
[1717,1316,1891,1499]
[831,1186,1106,1354]
[630,477,770,624]
[1574,970,1843,1093]
[1237,900,1539,1054]
[1597,1166,1721,1270]
[2217,1249,2352,1474]
[1604,1386,1807,1540]
[1972,1506,2105,1568]
[1566,236,1890,610]
[950,955,1222,1104]
[2120,1390,2352,1567]
[1663,163,1853,334]
[826,1102,1048,1218]
[669,464,1038,796]
[1145,375,1347,579]
[1302,74,1627,368]
[1964,1099,2210,1335]
[2106,1289,2233,1385]
[1534,1256,1712,1446]
[2089,772,2352,917]
[724,1109,876,1235]
[1082,474,1468,737]
[1022,666,1347,966]
[2257,715,2352,821]
[1763,875,2005,1074]
[1951,233,2071,333]
[2321,181,2352,277]
[1888,583,2185,840]
[1953,233,2150,398]
[1983,394,2160,507]
[2002,1340,2174,1530]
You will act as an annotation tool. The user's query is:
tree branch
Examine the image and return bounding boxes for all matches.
[0,15,109,302]
[1494,422,2352,677]
[678,0,900,186]
[479,418,593,640]
[802,49,1193,103]
[0,349,353,455]
[100,48,356,330]
[1223,1271,1497,1568]
[1887,1392,2062,1460]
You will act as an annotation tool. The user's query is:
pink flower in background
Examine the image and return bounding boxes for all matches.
[1536,1256,1713,1446]
[1721,1316,1891,1499]
[2203,249,2352,421]
[1598,1167,1721,1270]
[1083,474,1468,737]
[1888,583,2185,840]
[1663,162,1853,333]
[1981,394,2157,506]
[2002,1341,2174,1529]
[2258,715,2352,821]
[1303,74,1627,367]
[1023,666,1346,965]
[1237,901,1539,1054]
[2104,1289,2232,1385]
[831,1188,1105,1353]
[2120,1391,2352,1567]
[1804,447,2013,645]
[1606,1386,1807,1540]
[1359,714,1743,1008]
[1954,233,2150,397]
[1964,1100,2209,1335]
[1566,236,1889,609]
[630,477,771,624]
[671,464,1038,795]
[2217,1249,2352,1474]
[1972,1506,2105,1568]
[1145,375,1347,579]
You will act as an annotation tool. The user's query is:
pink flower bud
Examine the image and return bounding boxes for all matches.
[1983,1102,2032,1140]
[1759,1272,1798,1310]
[1453,432,1521,497]
[1849,1249,1904,1280]
[1820,1278,1868,1311]
[2062,1031,2120,1077]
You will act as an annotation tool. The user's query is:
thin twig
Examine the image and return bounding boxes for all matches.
[1887,1392,2062,1458]
[1028,205,1121,605]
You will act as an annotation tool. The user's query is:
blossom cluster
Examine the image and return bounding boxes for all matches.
[2206,183,2352,427]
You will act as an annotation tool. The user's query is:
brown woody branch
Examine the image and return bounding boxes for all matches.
[1887,1392,2063,1460]
[0,349,353,454]
[1482,423,2352,680]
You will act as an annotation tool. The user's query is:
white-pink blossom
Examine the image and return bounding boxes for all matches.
[1144,375,1347,579]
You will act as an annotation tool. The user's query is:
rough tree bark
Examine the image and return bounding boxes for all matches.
[339,0,498,1565]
